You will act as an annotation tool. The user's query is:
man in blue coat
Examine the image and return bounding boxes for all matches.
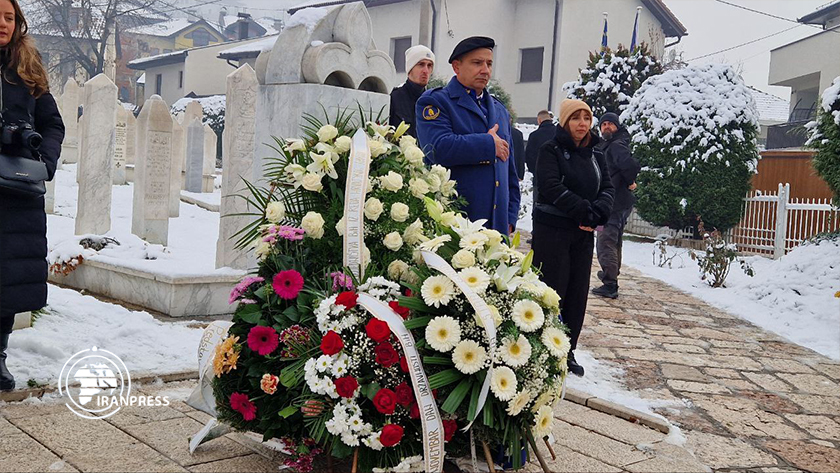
[416,36,520,235]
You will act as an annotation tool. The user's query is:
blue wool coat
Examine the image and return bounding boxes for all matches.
[416,77,520,234]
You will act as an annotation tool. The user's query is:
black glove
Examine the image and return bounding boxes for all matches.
[592,199,612,221]
[582,209,601,228]
[568,199,592,223]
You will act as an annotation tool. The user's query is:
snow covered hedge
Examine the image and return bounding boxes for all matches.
[622,64,760,233]
[807,75,840,205]
[172,95,225,165]
[563,43,662,118]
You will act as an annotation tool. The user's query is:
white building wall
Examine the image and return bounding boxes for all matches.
[144,64,184,106]
[368,0,423,84]
[769,26,840,110]
[183,41,246,97]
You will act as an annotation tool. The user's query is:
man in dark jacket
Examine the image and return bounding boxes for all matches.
[524,110,554,175]
[389,45,435,138]
[511,122,524,180]
[592,112,641,299]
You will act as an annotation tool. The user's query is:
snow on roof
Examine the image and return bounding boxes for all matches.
[137,72,146,84]
[219,34,278,58]
[127,18,194,37]
[255,17,281,35]
[286,6,331,32]
[128,49,187,68]
[289,0,349,13]
[748,87,789,124]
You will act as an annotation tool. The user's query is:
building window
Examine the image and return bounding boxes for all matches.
[179,71,183,89]
[519,47,544,83]
[189,28,214,47]
[391,37,412,73]
[155,74,162,96]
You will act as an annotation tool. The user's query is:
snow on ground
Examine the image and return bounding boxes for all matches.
[516,171,534,233]
[48,164,240,277]
[620,238,840,360]
[6,285,203,384]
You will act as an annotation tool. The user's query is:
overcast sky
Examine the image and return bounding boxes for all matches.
[665,0,834,99]
[230,0,834,100]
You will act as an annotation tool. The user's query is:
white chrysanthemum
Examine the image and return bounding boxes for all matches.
[421,275,457,307]
[532,405,554,437]
[506,389,532,416]
[419,234,451,253]
[490,366,518,401]
[499,334,532,367]
[511,299,545,332]
[531,390,555,413]
[460,232,489,251]
[425,316,461,352]
[541,327,571,359]
[451,249,476,269]
[458,267,491,294]
[452,339,487,374]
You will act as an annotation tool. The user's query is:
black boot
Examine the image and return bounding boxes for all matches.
[591,284,618,299]
[567,351,584,377]
[0,332,14,392]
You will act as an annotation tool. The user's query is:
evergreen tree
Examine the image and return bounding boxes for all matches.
[623,64,761,234]
[807,76,840,206]
[563,43,662,117]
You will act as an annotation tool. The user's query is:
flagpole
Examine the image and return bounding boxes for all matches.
[601,12,608,56]
[631,6,642,52]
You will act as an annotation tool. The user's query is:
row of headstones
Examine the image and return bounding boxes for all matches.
[50,67,257,270]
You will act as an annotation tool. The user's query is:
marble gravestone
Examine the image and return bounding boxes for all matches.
[59,78,80,164]
[184,119,204,193]
[251,1,395,184]
[113,106,129,185]
[75,74,117,236]
[216,64,258,270]
[179,101,202,189]
[125,109,137,182]
[75,113,85,184]
[202,124,217,193]
[170,119,185,217]
[131,95,173,245]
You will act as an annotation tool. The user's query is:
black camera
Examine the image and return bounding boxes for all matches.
[0,112,43,152]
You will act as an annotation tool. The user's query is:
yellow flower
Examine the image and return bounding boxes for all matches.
[213,335,240,377]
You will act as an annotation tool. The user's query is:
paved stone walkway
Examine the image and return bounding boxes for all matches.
[579,262,840,473]
[0,379,706,472]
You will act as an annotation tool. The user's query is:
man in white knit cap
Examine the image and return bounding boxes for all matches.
[390,44,435,139]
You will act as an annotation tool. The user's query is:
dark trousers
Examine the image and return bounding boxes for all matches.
[532,222,594,351]
[596,207,633,287]
[0,311,14,334]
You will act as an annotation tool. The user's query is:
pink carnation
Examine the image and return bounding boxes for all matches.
[271,225,305,241]
[329,271,354,291]
[229,276,265,304]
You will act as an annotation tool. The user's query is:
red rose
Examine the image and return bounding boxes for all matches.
[320,331,344,355]
[334,376,359,398]
[399,356,409,373]
[365,318,391,342]
[335,291,357,309]
[375,342,399,367]
[373,388,397,415]
[388,301,410,319]
[395,382,414,407]
[380,424,404,447]
[408,402,420,419]
[443,419,457,442]
[405,289,413,298]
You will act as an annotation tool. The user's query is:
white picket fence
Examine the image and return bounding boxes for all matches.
[625,183,840,258]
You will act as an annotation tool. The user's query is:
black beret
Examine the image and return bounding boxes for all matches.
[448,36,495,63]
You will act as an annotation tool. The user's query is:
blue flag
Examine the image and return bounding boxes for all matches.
[630,7,641,52]
[601,13,608,53]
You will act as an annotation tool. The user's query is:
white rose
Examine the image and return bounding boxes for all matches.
[451,249,476,269]
[317,125,338,142]
[426,173,442,193]
[301,211,325,239]
[409,178,431,198]
[364,197,384,221]
[285,139,306,152]
[363,245,371,268]
[441,179,457,197]
[430,164,449,180]
[480,229,503,246]
[403,146,425,167]
[390,202,410,222]
[369,139,388,158]
[399,135,417,151]
[335,216,346,237]
[265,201,285,223]
[254,238,271,260]
[334,135,352,153]
[379,171,403,192]
[383,232,403,251]
[388,259,409,280]
[302,173,324,192]
[403,219,425,245]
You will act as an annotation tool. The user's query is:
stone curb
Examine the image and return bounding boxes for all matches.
[0,370,198,403]
[563,387,672,434]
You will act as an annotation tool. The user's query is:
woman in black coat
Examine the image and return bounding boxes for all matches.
[532,99,613,377]
[0,0,65,391]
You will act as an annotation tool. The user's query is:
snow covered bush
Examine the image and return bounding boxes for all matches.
[563,43,662,118]
[622,64,760,233]
[807,75,840,206]
[689,221,753,288]
[172,95,226,165]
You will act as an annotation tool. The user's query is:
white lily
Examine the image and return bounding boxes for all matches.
[307,150,338,179]
[450,215,488,237]
[493,263,524,292]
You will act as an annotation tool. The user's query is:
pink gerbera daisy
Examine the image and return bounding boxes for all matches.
[247,325,279,356]
[273,270,304,299]
[229,392,257,421]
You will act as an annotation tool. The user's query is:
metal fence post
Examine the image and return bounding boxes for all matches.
[773,183,789,259]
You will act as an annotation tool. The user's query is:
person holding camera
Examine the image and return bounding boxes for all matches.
[532,99,613,377]
[0,0,65,392]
